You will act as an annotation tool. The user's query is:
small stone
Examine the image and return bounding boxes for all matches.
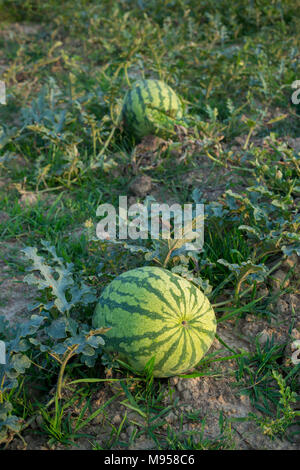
[234,135,247,146]
[169,377,178,386]
[127,425,136,437]
[165,412,176,424]
[112,414,122,425]
[169,148,182,158]
[129,438,156,450]
[282,254,299,271]
[269,269,289,292]
[240,394,251,406]
[19,191,38,207]
[184,405,193,413]
[284,294,300,314]
[176,379,186,393]
[276,299,289,315]
[129,175,152,197]
[291,340,300,365]
[291,328,300,341]
[138,135,167,153]
[35,415,44,427]
[257,287,269,298]
[182,390,191,401]
[201,380,210,395]
[257,329,271,346]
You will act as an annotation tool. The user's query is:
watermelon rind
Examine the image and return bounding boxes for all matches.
[122,79,184,139]
[93,266,216,378]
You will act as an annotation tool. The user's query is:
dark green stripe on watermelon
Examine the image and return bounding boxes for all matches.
[104,271,184,320]
[153,80,164,110]
[167,84,173,115]
[142,79,153,103]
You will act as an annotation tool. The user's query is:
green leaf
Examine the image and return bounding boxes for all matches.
[47,319,67,340]
[11,354,31,374]
[22,242,96,314]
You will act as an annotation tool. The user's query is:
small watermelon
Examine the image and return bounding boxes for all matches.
[93,266,216,378]
[122,79,184,139]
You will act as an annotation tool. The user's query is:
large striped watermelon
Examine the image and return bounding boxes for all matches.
[93,267,216,378]
[122,79,184,139]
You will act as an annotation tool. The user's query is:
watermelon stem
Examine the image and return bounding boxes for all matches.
[54,344,79,399]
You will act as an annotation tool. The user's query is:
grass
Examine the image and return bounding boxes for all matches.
[0,0,299,450]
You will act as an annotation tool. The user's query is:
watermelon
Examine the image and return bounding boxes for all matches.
[122,79,184,139]
[93,266,216,378]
